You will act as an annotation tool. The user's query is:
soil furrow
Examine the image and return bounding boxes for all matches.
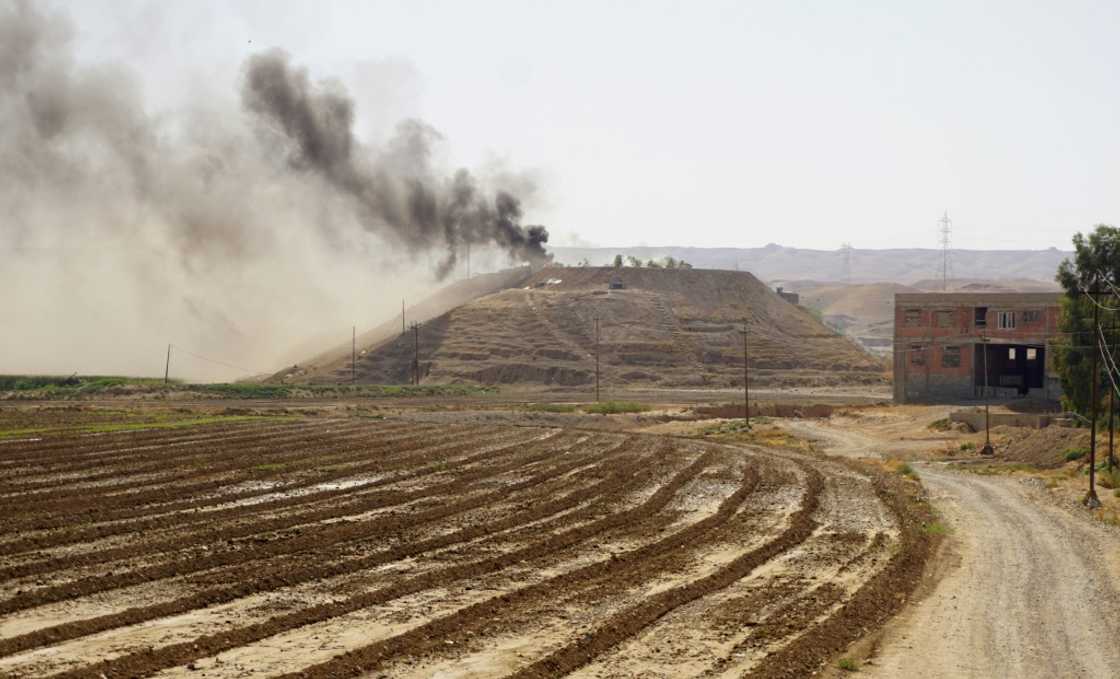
[36,439,703,679]
[0,436,644,665]
[0,423,509,538]
[503,465,823,679]
[0,429,583,617]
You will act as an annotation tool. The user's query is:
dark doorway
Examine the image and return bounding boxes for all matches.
[975,343,1045,396]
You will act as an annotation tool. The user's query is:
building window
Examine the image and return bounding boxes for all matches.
[997,311,1016,329]
[942,346,961,367]
[910,344,926,366]
[1009,347,1017,360]
[935,310,954,327]
[1022,310,1042,325]
[975,307,988,328]
[904,309,922,327]
[1027,348,1038,361]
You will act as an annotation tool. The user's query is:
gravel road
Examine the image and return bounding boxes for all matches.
[864,465,1120,678]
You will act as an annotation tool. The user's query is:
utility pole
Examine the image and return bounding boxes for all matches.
[466,242,471,279]
[742,320,750,427]
[402,299,406,335]
[1109,386,1115,472]
[352,326,356,384]
[1087,298,1102,508]
[594,316,601,402]
[411,322,422,385]
[980,336,993,455]
[164,344,172,385]
[938,211,952,291]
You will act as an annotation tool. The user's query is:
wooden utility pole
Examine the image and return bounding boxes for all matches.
[980,336,993,455]
[164,344,171,385]
[1109,387,1115,472]
[402,300,406,335]
[742,321,750,427]
[352,326,356,384]
[411,322,421,385]
[594,316,601,402]
[1087,299,1102,508]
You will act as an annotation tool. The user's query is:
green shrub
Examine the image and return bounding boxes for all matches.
[929,418,952,431]
[1065,448,1089,462]
[924,520,949,535]
[837,657,859,672]
[960,442,976,452]
[896,462,916,477]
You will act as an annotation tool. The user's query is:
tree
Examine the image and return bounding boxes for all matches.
[613,254,623,269]
[645,258,662,269]
[664,256,678,269]
[678,260,693,269]
[577,258,591,267]
[1055,225,1120,415]
[626,256,643,268]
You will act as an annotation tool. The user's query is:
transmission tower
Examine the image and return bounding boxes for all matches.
[840,243,853,284]
[938,211,953,291]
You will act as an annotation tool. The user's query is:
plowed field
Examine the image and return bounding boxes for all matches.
[0,416,928,678]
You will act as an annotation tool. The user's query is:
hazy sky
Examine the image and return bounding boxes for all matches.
[64,0,1119,251]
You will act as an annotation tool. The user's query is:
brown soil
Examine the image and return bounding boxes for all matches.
[0,409,929,678]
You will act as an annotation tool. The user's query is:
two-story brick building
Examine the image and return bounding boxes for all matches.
[892,292,1063,404]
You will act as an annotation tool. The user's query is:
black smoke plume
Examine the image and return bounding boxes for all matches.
[241,50,550,274]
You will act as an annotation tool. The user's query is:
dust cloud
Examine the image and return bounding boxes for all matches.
[0,1,547,381]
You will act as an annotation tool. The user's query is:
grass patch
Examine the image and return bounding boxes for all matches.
[896,462,916,477]
[837,657,860,672]
[0,375,498,401]
[923,520,949,536]
[1065,447,1089,462]
[582,401,649,415]
[959,442,975,453]
[523,403,580,413]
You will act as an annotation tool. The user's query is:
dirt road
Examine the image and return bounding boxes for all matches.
[864,465,1120,678]
[787,410,1120,678]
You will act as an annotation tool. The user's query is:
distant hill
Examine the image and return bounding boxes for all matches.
[319,266,884,389]
[549,244,1070,285]
[270,267,535,383]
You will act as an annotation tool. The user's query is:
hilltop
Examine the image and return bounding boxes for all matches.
[296,266,884,389]
[549,244,1068,284]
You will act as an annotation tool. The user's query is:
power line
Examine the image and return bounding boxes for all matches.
[169,345,262,376]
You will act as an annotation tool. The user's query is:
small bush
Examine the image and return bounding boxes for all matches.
[960,442,976,452]
[896,462,916,477]
[924,520,949,535]
[1065,448,1089,462]
[929,418,952,431]
[583,401,649,415]
[837,657,859,672]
